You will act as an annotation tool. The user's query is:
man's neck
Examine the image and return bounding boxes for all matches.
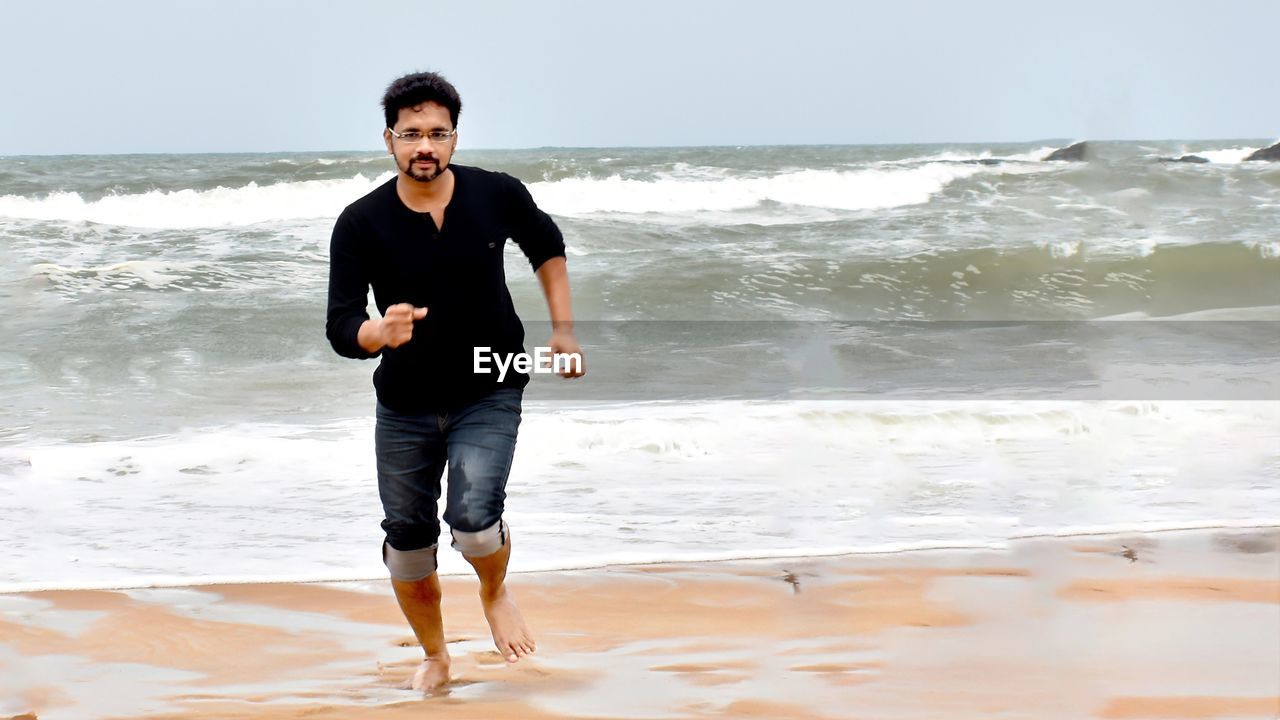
[396,167,455,209]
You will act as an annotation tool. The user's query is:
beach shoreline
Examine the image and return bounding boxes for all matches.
[3,527,1278,720]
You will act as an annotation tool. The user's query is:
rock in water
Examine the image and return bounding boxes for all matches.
[1243,141,1280,161]
[1042,141,1088,161]
[1158,155,1210,163]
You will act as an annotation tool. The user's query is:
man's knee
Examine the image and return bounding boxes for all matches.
[449,517,508,558]
[383,540,439,581]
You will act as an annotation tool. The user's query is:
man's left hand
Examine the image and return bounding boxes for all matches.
[548,330,585,379]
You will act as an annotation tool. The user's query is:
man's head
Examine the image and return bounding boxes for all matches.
[381,71,462,184]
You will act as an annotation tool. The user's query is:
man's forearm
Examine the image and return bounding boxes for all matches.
[536,256,575,332]
[357,318,386,353]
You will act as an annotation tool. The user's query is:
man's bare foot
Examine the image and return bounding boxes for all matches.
[481,587,536,663]
[403,656,451,692]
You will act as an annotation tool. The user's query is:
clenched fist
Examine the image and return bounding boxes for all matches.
[360,299,430,351]
[378,303,428,349]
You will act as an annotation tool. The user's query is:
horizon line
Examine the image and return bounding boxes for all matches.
[2,135,1277,159]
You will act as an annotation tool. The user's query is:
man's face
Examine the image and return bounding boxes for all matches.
[384,101,456,184]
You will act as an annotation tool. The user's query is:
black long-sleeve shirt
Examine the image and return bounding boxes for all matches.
[325,165,566,413]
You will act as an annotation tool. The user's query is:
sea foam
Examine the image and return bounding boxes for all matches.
[0,161,1000,228]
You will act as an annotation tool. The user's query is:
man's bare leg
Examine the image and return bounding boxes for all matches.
[390,572,451,690]
[462,527,536,663]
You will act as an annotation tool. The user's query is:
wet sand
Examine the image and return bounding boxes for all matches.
[2,528,1277,719]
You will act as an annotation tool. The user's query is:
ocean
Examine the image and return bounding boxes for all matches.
[1,140,1278,592]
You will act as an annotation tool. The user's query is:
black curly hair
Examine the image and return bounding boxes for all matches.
[381,71,462,130]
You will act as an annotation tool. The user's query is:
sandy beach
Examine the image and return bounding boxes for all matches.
[2,528,1277,720]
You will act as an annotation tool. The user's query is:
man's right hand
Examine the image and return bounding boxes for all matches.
[360,303,427,353]
[380,303,428,348]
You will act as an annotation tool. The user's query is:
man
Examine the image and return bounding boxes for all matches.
[325,71,583,692]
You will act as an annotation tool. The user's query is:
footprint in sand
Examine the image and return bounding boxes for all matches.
[474,650,515,666]
[392,634,473,648]
[651,661,756,673]
[471,650,549,675]
[790,662,880,674]
[790,662,881,687]
[650,661,755,687]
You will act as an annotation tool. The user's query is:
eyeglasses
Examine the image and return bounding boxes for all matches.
[388,127,457,145]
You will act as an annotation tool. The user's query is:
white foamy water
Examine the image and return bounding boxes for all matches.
[29,259,212,290]
[877,146,1061,165]
[0,162,993,229]
[3,399,1277,593]
[0,172,394,228]
[531,163,987,216]
[1180,145,1269,164]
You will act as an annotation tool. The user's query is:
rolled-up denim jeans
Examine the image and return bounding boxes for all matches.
[374,387,522,555]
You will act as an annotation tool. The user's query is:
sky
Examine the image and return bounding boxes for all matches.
[1,0,1276,155]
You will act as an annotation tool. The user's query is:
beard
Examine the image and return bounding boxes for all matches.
[402,155,444,182]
